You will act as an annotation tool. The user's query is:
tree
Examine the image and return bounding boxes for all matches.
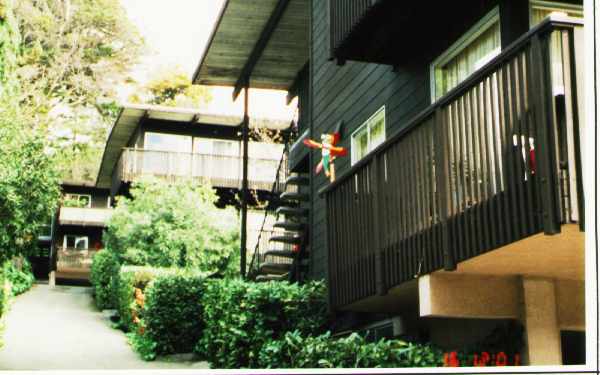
[0,103,61,263]
[103,179,239,274]
[12,0,144,183]
[0,0,61,264]
[128,67,212,109]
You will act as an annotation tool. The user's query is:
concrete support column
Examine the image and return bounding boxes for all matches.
[49,271,56,288]
[521,277,562,365]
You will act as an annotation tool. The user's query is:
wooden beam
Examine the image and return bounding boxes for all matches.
[232,0,292,100]
[286,62,309,104]
[240,86,249,277]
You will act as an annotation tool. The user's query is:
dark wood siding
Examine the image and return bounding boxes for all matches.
[306,0,547,282]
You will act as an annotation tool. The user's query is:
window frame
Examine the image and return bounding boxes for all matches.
[63,235,89,250]
[429,6,501,102]
[529,0,583,28]
[351,106,386,165]
[64,193,92,208]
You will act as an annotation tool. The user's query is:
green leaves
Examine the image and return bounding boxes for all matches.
[2,259,34,296]
[103,179,239,274]
[141,273,205,357]
[257,331,444,369]
[0,106,60,263]
[90,250,119,309]
[196,279,327,369]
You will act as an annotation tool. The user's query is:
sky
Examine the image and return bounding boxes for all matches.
[118,0,296,120]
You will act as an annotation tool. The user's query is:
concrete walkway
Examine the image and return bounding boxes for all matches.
[0,284,209,370]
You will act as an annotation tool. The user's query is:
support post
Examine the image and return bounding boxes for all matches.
[240,84,250,277]
[530,33,561,234]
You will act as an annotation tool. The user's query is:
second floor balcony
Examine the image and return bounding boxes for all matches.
[112,147,286,192]
[321,18,585,309]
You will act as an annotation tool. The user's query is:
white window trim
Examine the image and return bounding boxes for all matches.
[351,106,386,165]
[430,6,501,102]
[529,0,583,28]
[65,193,92,208]
[63,235,89,250]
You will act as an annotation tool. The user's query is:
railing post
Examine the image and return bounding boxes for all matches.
[434,108,455,270]
[372,155,386,295]
[530,32,561,234]
[565,25,585,231]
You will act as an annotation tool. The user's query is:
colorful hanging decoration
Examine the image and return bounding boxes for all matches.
[303,129,347,183]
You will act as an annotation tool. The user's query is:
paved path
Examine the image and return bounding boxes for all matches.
[0,284,209,370]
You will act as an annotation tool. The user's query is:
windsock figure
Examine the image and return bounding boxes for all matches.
[303,130,347,183]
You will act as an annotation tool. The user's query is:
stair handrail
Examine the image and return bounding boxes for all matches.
[246,134,292,279]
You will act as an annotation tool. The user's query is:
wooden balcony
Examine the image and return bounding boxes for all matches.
[112,148,285,192]
[321,19,585,309]
[58,207,113,227]
[56,247,99,280]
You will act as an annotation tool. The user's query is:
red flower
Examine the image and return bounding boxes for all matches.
[495,352,507,366]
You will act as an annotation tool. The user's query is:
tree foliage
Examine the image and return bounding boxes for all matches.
[0,103,61,263]
[14,0,142,111]
[12,0,143,183]
[103,179,239,273]
[128,67,212,109]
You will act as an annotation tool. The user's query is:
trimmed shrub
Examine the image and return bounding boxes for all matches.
[258,331,444,368]
[90,250,120,309]
[116,266,174,332]
[196,279,327,369]
[131,271,205,360]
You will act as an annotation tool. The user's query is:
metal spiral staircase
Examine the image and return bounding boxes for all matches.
[247,144,310,283]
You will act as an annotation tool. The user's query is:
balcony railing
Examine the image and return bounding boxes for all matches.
[56,248,99,273]
[321,18,584,308]
[58,207,113,227]
[114,148,286,192]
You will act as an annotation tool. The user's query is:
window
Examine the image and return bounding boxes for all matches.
[529,1,583,26]
[64,194,91,208]
[351,106,386,164]
[144,132,192,153]
[431,7,501,101]
[529,1,583,96]
[63,235,88,250]
[192,138,239,156]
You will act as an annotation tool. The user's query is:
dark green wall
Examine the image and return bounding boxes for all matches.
[305,0,575,282]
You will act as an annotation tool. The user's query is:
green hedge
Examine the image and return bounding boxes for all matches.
[3,259,34,296]
[195,279,327,369]
[90,250,120,309]
[130,272,205,360]
[258,330,444,368]
[116,266,173,332]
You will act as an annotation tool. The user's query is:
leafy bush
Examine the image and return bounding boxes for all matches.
[196,279,327,369]
[103,179,239,273]
[258,331,444,368]
[0,270,10,319]
[90,250,120,309]
[132,272,205,360]
[0,104,61,264]
[115,266,173,332]
[126,332,157,361]
[3,259,34,296]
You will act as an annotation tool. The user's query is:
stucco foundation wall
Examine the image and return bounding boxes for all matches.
[555,279,585,331]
